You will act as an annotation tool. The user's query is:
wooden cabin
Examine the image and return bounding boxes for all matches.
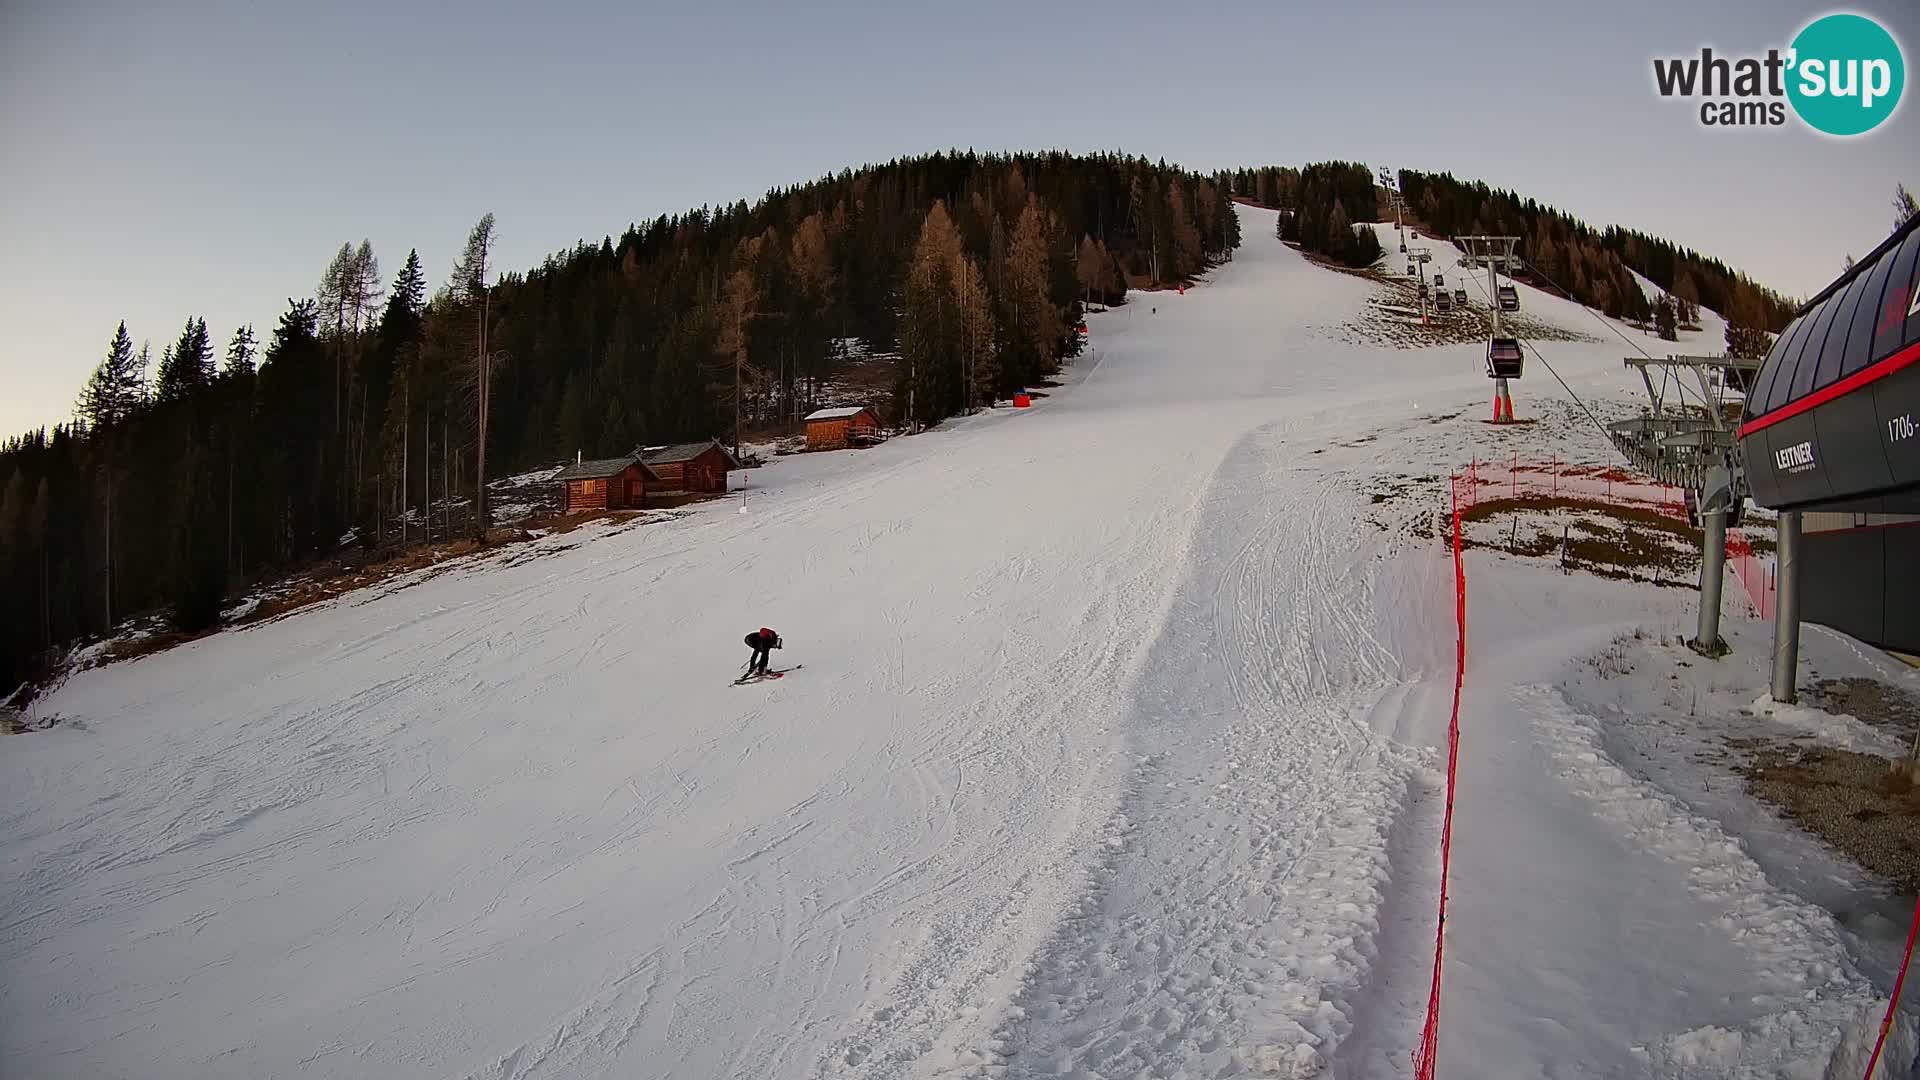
[639,440,739,495]
[553,454,657,514]
[803,406,882,450]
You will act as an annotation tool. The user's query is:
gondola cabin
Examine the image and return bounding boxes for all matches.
[1435,290,1454,313]
[1434,273,1445,287]
[640,440,739,495]
[1497,284,1520,312]
[803,406,883,451]
[1487,337,1525,379]
[1454,287,1469,305]
[553,454,657,514]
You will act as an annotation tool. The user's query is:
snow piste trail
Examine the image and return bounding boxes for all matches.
[2,206,1874,1078]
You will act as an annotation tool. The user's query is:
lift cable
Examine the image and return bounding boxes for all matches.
[1457,248,1623,455]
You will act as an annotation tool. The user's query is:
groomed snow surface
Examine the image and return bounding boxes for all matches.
[4,206,1914,1078]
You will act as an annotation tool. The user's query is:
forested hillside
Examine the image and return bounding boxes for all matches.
[1228,165,1796,345]
[0,152,1239,688]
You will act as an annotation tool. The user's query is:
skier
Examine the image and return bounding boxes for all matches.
[743,627,782,678]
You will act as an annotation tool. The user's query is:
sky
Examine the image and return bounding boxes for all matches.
[3,0,1917,437]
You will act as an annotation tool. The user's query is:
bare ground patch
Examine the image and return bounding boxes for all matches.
[1744,746,1920,891]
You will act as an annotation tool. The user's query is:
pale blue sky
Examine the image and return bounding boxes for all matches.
[3,0,1916,436]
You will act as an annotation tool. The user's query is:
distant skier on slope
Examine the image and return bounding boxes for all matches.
[743,627,782,677]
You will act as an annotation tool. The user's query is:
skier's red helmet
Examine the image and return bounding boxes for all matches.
[760,627,774,638]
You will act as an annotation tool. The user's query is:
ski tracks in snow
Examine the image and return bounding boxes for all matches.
[980,425,1444,1079]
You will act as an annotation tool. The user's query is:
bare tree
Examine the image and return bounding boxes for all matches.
[451,214,497,538]
[715,233,766,457]
[318,243,354,432]
[1895,183,1918,231]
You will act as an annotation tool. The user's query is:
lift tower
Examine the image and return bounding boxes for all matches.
[1608,351,1764,655]
[1458,235,1523,422]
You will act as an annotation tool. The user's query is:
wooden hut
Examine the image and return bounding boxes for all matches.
[803,406,882,450]
[639,441,739,495]
[553,454,657,514]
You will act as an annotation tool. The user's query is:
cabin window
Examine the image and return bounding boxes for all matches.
[582,478,605,496]
[628,480,644,500]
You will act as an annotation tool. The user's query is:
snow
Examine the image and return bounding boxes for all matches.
[803,406,872,421]
[3,205,1913,1079]
[1370,221,1732,352]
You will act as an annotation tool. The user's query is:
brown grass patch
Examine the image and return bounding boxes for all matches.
[544,510,645,536]
[1810,678,1920,739]
[1458,494,1701,584]
[241,531,535,627]
[1745,746,1920,890]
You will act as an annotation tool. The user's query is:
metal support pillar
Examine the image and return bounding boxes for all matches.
[1769,510,1802,701]
[1692,509,1729,655]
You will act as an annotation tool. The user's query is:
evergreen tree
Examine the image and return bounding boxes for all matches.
[1655,295,1678,341]
[155,317,213,401]
[1167,182,1202,279]
[1725,321,1775,360]
[391,249,427,319]
[556,373,594,459]
[29,476,50,649]
[77,322,143,430]
[169,438,225,632]
[224,325,258,377]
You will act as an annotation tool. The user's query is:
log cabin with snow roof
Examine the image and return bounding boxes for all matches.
[638,440,739,495]
[553,454,658,514]
[803,406,883,450]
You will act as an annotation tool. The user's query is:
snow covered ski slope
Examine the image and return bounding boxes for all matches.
[3,206,1905,1078]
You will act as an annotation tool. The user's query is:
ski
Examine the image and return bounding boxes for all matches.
[732,664,801,686]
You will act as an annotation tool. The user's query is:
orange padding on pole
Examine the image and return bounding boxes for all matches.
[1415,475,1468,1078]
[1862,893,1920,1078]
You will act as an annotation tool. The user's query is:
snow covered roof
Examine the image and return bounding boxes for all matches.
[804,406,874,421]
[552,455,653,482]
[640,440,739,467]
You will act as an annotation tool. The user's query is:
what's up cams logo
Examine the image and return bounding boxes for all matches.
[1652,12,1904,136]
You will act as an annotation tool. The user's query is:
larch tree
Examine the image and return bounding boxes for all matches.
[717,234,764,454]
[956,256,997,409]
[451,214,497,538]
[898,202,970,426]
[788,213,837,412]
[1008,197,1066,389]
[1076,235,1107,306]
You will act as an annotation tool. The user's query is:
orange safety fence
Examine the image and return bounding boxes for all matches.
[1454,454,1776,621]
[1865,894,1920,1079]
[1418,459,1786,1076]
[1415,473,1469,1078]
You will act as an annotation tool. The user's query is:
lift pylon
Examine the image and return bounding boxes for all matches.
[1458,235,1523,423]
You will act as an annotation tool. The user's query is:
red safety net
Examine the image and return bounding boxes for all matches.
[1453,455,1775,620]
